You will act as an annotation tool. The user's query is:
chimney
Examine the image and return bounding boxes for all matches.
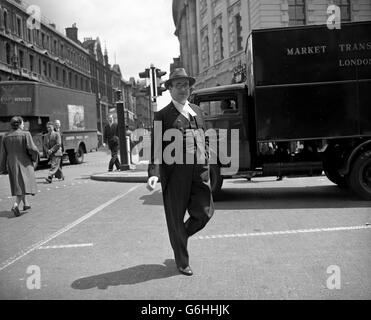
[65,23,79,43]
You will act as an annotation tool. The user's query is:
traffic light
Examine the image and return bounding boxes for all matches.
[156,69,167,79]
[150,66,157,98]
[115,89,123,102]
[139,69,150,79]
[156,68,167,96]
[139,86,150,96]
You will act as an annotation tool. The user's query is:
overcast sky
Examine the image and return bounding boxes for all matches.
[27,0,180,107]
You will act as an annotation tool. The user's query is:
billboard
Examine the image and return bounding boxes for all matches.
[68,105,85,131]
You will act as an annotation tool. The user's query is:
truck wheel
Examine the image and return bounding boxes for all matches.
[69,145,84,164]
[348,150,371,200]
[210,165,223,200]
[324,169,348,188]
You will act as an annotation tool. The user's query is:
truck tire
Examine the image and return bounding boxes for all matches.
[68,145,84,164]
[324,169,348,188]
[348,150,371,200]
[210,164,223,200]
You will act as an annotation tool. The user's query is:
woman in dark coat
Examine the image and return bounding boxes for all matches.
[0,116,39,217]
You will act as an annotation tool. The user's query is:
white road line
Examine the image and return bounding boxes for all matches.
[0,186,139,272]
[195,225,371,240]
[38,243,93,250]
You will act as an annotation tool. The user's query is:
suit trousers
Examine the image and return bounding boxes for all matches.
[162,164,214,268]
[48,156,64,179]
[108,145,121,171]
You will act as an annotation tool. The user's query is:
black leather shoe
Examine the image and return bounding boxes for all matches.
[178,266,193,276]
[11,206,21,217]
[23,206,31,211]
[45,177,52,183]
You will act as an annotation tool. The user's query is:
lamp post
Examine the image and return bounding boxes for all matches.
[115,90,130,171]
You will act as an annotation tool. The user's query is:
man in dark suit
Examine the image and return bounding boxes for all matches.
[104,114,121,171]
[147,68,214,276]
[44,121,64,183]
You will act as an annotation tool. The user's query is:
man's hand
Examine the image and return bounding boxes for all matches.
[147,176,159,191]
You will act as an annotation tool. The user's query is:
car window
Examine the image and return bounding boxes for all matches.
[199,99,238,116]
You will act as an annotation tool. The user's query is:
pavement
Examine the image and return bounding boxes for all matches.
[90,160,149,183]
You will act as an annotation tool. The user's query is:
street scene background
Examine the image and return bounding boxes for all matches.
[0,149,370,300]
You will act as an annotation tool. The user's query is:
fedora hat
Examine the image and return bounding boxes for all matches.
[165,68,196,89]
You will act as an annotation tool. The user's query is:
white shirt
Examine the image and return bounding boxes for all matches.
[172,99,197,120]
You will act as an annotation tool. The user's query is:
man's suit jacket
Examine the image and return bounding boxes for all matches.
[104,123,119,148]
[44,131,63,157]
[148,101,209,192]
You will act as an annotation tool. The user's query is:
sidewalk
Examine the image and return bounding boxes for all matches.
[90,161,149,183]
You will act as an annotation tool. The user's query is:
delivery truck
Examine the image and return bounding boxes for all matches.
[190,21,371,200]
[0,81,98,166]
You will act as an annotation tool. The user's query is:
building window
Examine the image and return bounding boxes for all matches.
[19,50,24,69]
[27,28,32,42]
[35,30,40,46]
[29,55,34,72]
[16,16,23,37]
[333,0,351,22]
[63,69,66,84]
[41,33,45,48]
[288,0,306,26]
[68,72,72,87]
[43,61,47,76]
[235,13,243,52]
[3,10,8,30]
[38,58,41,74]
[202,33,210,69]
[218,26,224,60]
[55,66,59,80]
[46,35,50,50]
[5,43,11,64]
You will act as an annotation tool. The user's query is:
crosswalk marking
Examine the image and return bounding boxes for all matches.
[195,225,371,240]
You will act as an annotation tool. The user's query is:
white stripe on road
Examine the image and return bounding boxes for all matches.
[38,243,93,250]
[0,186,139,272]
[195,225,371,240]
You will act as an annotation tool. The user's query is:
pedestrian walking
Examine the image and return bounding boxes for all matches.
[147,68,214,276]
[54,119,64,169]
[0,116,39,217]
[104,114,121,171]
[44,121,64,183]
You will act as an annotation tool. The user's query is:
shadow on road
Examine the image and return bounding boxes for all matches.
[0,210,17,219]
[138,185,370,210]
[139,190,163,206]
[215,185,371,210]
[71,259,179,290]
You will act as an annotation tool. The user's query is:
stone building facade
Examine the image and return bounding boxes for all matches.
[173,0,371,89]
[0,0,91,90]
